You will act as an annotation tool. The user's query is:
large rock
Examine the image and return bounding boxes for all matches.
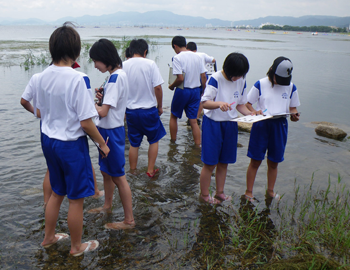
[315,124,347,140]
[238,122,252,133]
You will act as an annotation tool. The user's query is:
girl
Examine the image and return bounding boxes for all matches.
[245,56,300,202]
[88,39,135,230]
[199,53,252,204]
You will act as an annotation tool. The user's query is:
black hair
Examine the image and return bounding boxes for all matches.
[89,38,122,70]
[266,66,275,87]
[171,36,186,49]
[125,47,131,59]
[222,53,249,80]
[129,39,148,57]
[49,22,81,64]
[186,42,197,51]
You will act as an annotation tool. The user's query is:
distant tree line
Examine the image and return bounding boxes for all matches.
[261,25,348,33]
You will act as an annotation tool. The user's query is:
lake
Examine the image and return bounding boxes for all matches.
[0,25,349,269]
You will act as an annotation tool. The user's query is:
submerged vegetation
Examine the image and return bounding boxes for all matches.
[20,36,159,70]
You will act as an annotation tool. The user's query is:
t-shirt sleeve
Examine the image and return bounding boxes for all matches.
[151,62,164,87]
[73,76,98,121]
[289,84,301,107]
[204,53,214,64]
[172,56,183,75]
[21,76,35,101]
[103,74,121,108]
[238,80,248,105]
[201,76,218,102]
[247,81,260,105]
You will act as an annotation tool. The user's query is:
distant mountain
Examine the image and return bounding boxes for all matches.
[1,12,349,28]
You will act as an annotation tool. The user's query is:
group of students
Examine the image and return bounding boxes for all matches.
[20,23,300,256]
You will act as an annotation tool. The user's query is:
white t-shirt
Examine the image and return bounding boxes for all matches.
[172,51,206,89]
[201,70,247,121]
[247,77,300,116]
[196,52,214,72]
[123,57,164,109]
[21,73,41,118]
[36,65,98,141]
[95,69,128,129]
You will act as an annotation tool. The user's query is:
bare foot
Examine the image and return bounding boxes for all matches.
[199,194,219,204]
[41,233,69,248]
[91,190,105,199]
[88,207,112,214]
[104,220,135,230]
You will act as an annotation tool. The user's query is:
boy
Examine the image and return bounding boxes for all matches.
[123,39,166,177]
[36,23,109,256]
[169,36,207,145]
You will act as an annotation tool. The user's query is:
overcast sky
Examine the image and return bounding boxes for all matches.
[0,0,349,22]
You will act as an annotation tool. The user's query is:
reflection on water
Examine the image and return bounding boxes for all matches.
[0,27,349,268]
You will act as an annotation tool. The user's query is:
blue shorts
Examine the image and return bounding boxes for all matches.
[98,126,125,177]
[201,115,238,165]
[126,107,166,147]
[171,87,201,119]
[247,117,288,163]
[41,134,94,199]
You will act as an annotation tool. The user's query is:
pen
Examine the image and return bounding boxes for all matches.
[230,102,236,106]
[106,136,109,145]
[262,109,267,115]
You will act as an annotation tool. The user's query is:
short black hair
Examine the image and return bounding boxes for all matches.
[129,39,148,57]
[172,36,186,49]
[222,53,250,80]
[49,22,81,64]
[186,42,197,51]
[89,38,122,70]
[125,47,131,59]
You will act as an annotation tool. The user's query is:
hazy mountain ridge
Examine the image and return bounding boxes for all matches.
[0,11,349,27]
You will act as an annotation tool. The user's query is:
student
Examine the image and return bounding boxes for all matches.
[36,23,109,256]
[88,39,135,230]
[199,53,252,204]
[169,36,207,145]
[20,64,104,209]
[245,56,300,201]
[123,39,166,178]
[186,41,216,125]
[125,47,131,60]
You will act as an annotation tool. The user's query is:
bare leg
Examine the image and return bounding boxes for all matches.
[266,159,278,197]
[245,158,262,198]
[215,162,228,194]
[41,191,64,247]
[43,169,52,208]
[105,175,135,230]
[88,171,115,213]
[147,142,158,174]
[129,145,139,171]
[91,163,104,199]
[169,113,178,142]
[199,163,219,203]
[188,118,201,145]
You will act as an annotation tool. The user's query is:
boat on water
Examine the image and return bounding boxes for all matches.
[312,32,318,35]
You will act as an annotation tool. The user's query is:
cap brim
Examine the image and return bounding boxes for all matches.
[275,74,291,86]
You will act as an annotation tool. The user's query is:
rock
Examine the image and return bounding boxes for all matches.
[315,124,347,140]
[238,122,252,133]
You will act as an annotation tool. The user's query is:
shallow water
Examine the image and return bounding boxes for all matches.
[0,26,349,269]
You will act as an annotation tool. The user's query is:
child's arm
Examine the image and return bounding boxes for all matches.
[245,102,262,115]
[20,98,34,114]
[169,74,184,90]
[95,104,111,118]
[289,107,300,122]
[236,104,255,116]
[154,84,163,116]
[200,72,207,91]
[202,100,232,111]
[80,118,110,157]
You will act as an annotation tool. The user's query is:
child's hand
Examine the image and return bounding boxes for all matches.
[290,112,300,122]
[218,102,232,112]
[100,143,110,158]
[169,84,175,91]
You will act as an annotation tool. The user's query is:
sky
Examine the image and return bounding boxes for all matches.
[0,0,349,22]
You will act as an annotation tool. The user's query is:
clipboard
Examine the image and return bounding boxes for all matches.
[168,66,185,89]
